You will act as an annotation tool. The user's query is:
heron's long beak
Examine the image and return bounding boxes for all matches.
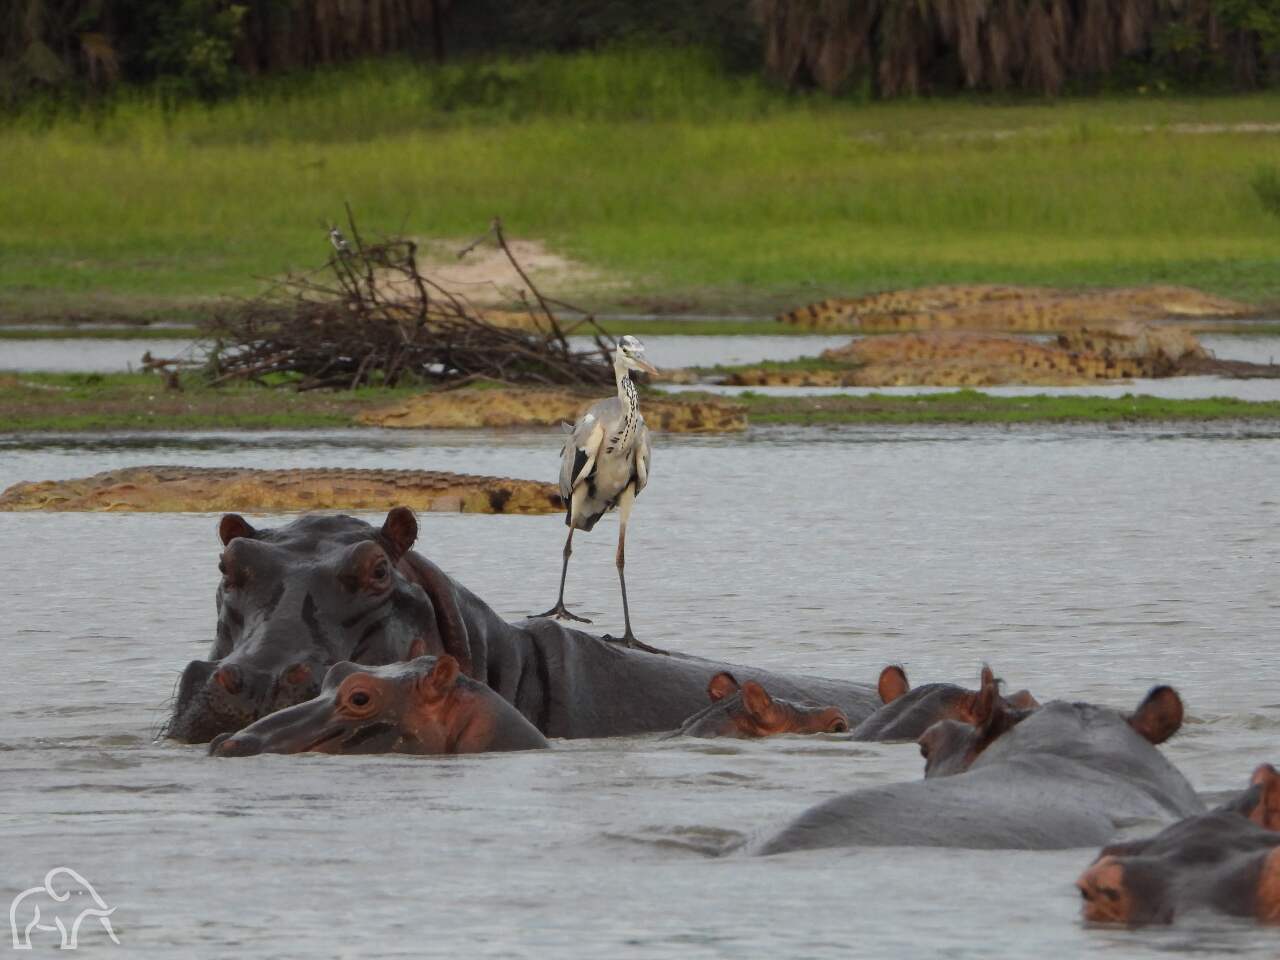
[634,358,659,376]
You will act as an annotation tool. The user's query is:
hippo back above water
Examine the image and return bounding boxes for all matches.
[751,687,1203,854]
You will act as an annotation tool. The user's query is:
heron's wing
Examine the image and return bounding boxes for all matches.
[560,413,605,498]
[633,420,651,495]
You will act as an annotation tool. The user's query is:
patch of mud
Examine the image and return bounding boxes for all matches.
[405,237,622,309]
[359,387,746,433]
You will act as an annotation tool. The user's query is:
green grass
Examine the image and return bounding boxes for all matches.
[0,326,202,339]
[5,49,1280,319]
[0,372,421,431]
[4,373,1280,431]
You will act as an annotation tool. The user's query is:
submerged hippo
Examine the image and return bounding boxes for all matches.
[852,664,1039,741]
[750,681,1202,854]
[1078,764,1280,925]
[211,656,549,756]
[673,672,849,739]
[167,509,881,742]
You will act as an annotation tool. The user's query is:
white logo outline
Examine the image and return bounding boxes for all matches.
[9,867,120,950]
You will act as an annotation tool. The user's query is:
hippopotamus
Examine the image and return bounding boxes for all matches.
[165,509,462,742]
[167,508,881,742]
[1078,764,1280,925]
[749,681,1203,854]
[851,664,1039,741]
[210,656,549,756]
[672,672,849,739]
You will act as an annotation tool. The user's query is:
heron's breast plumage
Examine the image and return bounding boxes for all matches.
[560,387,649,530]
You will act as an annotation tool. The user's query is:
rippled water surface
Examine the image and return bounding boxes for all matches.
[2,424,1278,957]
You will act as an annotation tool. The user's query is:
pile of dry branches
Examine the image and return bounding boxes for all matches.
[200,211,616,390]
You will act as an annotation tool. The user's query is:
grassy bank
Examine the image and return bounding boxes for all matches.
[4,373,1280,431]
[7,52,1280,320]
[4,51,1280,319]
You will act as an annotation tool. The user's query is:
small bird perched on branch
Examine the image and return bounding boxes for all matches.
[329,225,351,255]
[531,336,663,654]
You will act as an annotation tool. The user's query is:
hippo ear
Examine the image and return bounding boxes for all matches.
[707,672,740,702]
[1131,686,1177,747]
[381,507,418,561]
[1249,763,1280,831]
[970,668,1020,755]
[219,514,256,546]
[1007,689,1039,710]
[741,681,775,721]
[877,665,910,704]
[971,665,1000,723]
[417,655,460,703]
[1127,686,1183,745]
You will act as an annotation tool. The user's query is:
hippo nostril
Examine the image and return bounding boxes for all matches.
[830,720,849,733]
[213,664,242,695]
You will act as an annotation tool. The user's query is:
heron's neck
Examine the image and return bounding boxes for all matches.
[614,359,638,412]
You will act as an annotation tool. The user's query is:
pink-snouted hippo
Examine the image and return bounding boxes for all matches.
[674,672,849,739]
[210,656,549,756]
[1078,763,1280,926]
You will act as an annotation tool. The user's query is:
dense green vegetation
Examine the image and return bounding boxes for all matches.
[6,0,1279,107]
[4,51,1280,320]
[4,373,1280,432]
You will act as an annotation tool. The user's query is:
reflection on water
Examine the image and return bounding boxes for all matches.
[0,335,847,374]
[0,339,202,372]
[1,425,1278,957]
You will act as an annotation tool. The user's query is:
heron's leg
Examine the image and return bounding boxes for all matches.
[530,526,591,623]
[602,486,667,655]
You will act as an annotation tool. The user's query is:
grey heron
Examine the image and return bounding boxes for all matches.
[531,335,662,653]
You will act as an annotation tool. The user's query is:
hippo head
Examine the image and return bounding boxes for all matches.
[675,672,849,739]
[210,656,547,757]
[166,508,471,743]
[1077,764,1280,925]
[919,681,1183,779]
[852,664,1039,741]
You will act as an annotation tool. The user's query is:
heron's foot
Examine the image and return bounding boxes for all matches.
[602,632,669,656]
[529,602,592,625]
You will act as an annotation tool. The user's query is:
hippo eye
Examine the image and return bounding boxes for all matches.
[372,562,389,581]
[350,691,371,707]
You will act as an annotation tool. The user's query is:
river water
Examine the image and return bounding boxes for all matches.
[1,423,1277,957]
